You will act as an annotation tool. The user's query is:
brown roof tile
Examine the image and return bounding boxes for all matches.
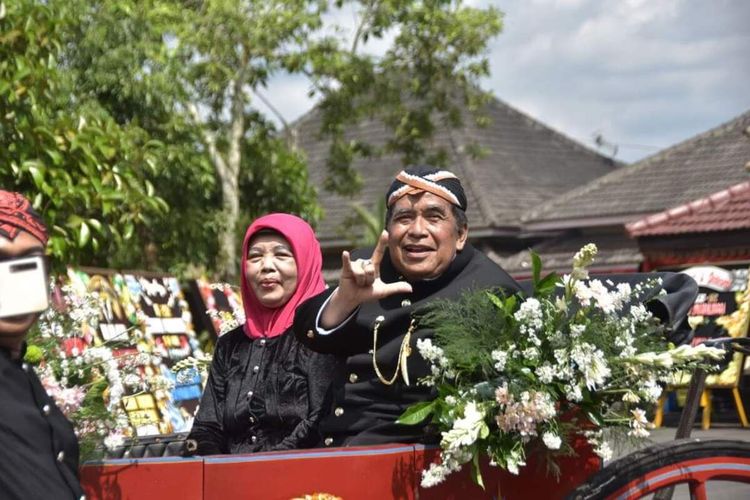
[294,96,618,248]
[627,181,750,236]
[522,110,750,229]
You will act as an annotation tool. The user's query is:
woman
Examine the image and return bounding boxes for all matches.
[187,213,337,454]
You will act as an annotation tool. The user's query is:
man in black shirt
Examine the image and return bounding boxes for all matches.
[0,190,84,500]
[294,166,523,446]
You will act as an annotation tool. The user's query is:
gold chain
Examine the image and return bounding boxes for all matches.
[372,316,416,386]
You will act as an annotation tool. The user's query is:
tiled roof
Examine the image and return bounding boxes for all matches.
[492,231,643,279]
[627,181,750,236]
[522,110,750,229]
[294,96,618,248]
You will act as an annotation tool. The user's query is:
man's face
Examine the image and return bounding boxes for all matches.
[0,230,46,338]
[387,192,468,280]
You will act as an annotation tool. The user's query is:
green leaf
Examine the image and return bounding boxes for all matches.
[397,400,436,425]
[486,291,505,310]
[78,221,90,247]
[536,272,560,296]
[504,295,518,316]
[471,453,485,489]
[531,250,542,288]
[586,411,603,427]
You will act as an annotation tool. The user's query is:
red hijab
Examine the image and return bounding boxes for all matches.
[239,213,325,339]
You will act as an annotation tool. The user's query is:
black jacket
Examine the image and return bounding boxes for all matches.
[0,346,84,500]
[294,244,522,447]
[187,327,338,455]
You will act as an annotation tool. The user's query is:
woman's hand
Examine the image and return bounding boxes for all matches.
[320,231,413,328]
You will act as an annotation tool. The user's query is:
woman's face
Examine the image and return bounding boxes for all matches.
[245,233,298,309]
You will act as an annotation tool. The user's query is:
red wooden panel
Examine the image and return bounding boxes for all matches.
[80,457,203,500]
[203,445,417,500]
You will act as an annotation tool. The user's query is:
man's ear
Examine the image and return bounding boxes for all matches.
[456,224,468,252]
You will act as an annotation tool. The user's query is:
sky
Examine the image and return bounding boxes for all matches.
[257,0,750,163]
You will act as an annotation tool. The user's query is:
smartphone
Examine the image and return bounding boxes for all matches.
[0,255,49,318]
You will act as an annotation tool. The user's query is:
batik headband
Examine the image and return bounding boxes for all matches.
[386,166,467,210]
[0,190,49,245]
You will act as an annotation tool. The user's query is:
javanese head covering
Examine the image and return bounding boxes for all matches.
[385,165,467,211]
[239,213,325,340]
[0,190,48,245]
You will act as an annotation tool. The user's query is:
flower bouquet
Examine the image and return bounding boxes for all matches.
[398,244,724,488]
[25,283,168,460]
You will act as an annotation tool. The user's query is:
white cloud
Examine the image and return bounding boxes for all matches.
[259,0,750,162]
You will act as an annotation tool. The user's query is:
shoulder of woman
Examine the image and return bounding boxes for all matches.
[214,325,247,349]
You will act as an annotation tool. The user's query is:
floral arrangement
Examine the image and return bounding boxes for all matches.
[398,244,724,488]
[25,283,170,460]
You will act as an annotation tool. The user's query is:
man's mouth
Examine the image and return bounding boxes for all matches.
[403,244,434,257]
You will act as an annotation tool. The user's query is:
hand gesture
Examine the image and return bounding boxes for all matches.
[320,231,412,328]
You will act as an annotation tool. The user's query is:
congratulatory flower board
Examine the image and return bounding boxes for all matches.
[398,244,724,488]
[25,269,205,459]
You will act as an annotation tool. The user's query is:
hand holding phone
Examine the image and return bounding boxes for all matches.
[0,255,49,318]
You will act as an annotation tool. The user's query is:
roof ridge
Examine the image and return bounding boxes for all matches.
[486,96,621,164]
[626,180,750,235]
[624,109,750,169]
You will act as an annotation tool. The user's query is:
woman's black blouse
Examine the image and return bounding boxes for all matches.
[187,326,338,455]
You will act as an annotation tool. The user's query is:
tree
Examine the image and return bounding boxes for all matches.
[0,0,167,270]
[60,0,502,280]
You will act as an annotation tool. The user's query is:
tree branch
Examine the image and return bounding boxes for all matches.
[351,0,376,55]
[186,102,229,183]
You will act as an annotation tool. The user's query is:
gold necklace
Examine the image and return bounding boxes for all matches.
[372,316,416,386]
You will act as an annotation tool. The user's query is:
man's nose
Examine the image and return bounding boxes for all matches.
[407,216,428,236]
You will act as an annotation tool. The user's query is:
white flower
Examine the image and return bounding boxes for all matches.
[570,324,586,338]
[566,384,584,402]
[522,347,540,361]
[622,391,641,403]
[442,402,488,451]
[593,441,613,461]
[505,448,526,475]
[542,432,562,450]
[104,432,125,450]
[570,343,611,390]
[628,408,651,438]
[535,364,556,384]
[641,379,663,403]
[491,349,508,371]
[421,463,449,488]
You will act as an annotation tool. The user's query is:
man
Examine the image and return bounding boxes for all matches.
[294,165,522,447]
[0,190,85,500]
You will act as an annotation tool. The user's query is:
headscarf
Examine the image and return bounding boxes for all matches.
[0,190,48,245]
[239,213,325,339]
[386,165,467,211]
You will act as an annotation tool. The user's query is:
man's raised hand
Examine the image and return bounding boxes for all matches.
[320,231,413,328]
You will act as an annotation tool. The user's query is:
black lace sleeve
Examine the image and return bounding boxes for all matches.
[185,330,236,455]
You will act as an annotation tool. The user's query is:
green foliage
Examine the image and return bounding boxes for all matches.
[340,197,387,246]
[58,0,326,278]
[315,0,504,180]
[0,0,167,271]
[420,288,519,380]
[397,399,436,425]
[3,0,504,276]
